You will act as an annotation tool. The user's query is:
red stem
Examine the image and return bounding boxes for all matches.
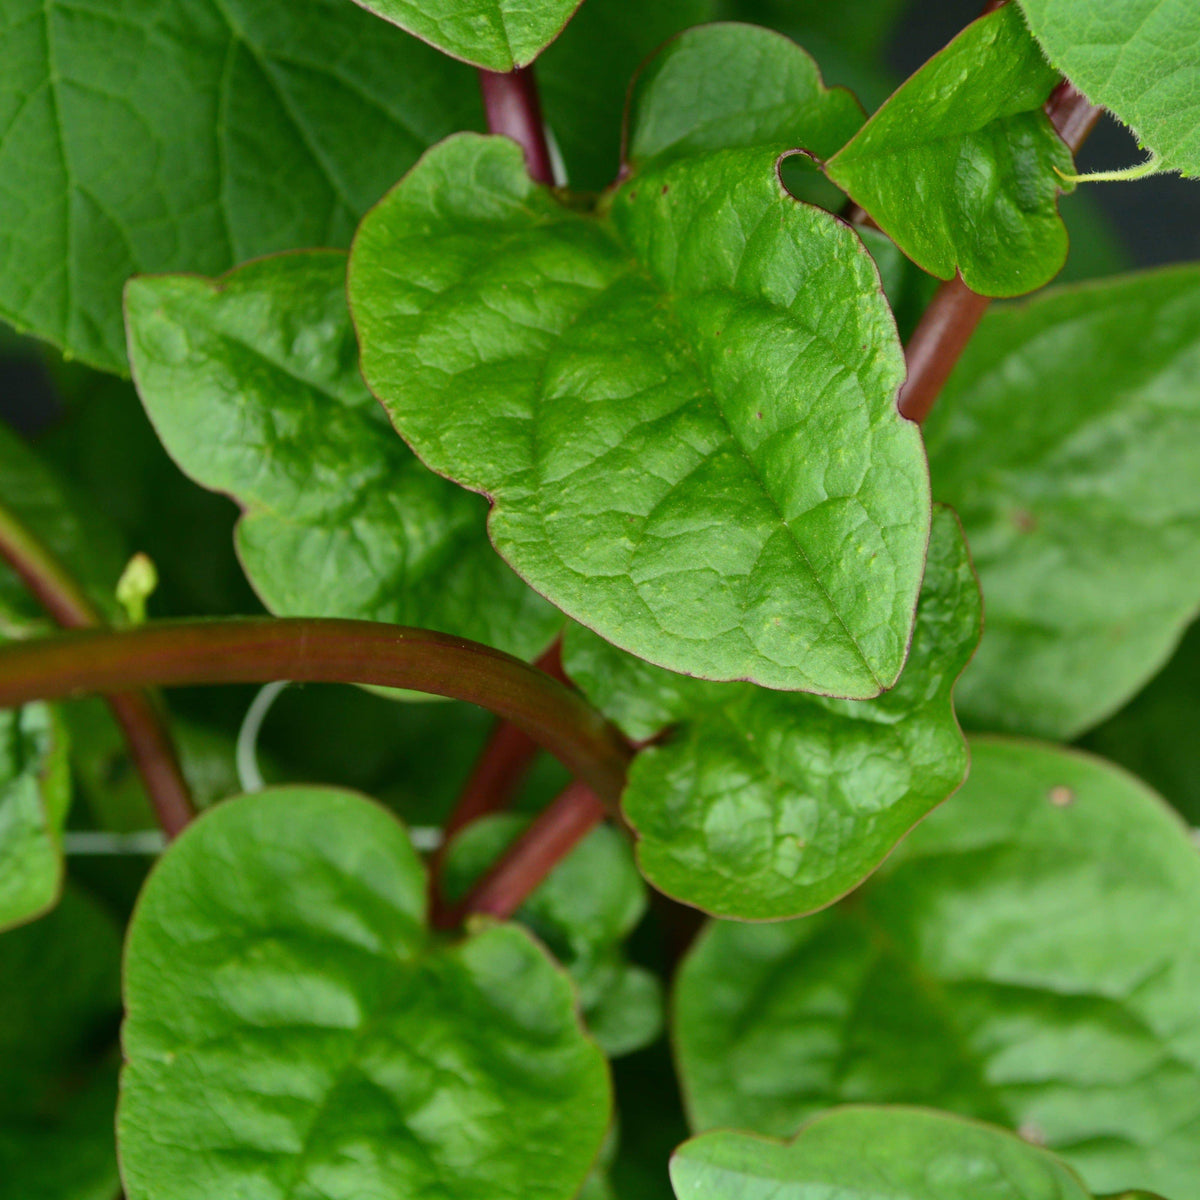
[0,617,633,813]
[435,639,567,856]
[0,502,194,836]
[478,65,557,185]
[896,81,1102,423]
[441,780,607,926]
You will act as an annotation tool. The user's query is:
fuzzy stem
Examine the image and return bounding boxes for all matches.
[0,617,633,812]
[896,81,1102,423]
[0,501,194,837]
[440,780,607,926]
[478,65,557,185]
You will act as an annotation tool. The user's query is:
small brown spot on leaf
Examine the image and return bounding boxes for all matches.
[1049,786,1074,807]
[1018,1122,1047,1145]
[1012,509,1038,533]
[661,184,669,195]
[756,411,763,419]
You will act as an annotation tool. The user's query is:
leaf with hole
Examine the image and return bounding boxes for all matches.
[350,105,927,696]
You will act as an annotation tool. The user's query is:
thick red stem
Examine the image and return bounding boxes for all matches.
[440,781,606,926]
[478,65,556,185]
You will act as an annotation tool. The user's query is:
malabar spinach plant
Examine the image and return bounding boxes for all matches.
[0,0,1197,1196]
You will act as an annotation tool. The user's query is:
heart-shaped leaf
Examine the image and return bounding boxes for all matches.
[351,126,927,697]
[674,738,1200,1197]
[563,506,980,919]
[120,786,611,1200]
[0,701,70,931]
[0,0,482,373]
[1017,0,1200,178]
[672,1108,1098,1200]
[825,4,1073,297]
[0,886,123,1199]
[925,264,1200,738]
[126,252,560,659]
[443,814,663,1056]
[346,0,581,71]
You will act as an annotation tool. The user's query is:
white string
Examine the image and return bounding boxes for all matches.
[63,830,167,856]
[236,680,290,793]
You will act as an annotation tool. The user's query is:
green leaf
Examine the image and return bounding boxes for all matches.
[443,814,663,1056]
[925,264,1200,738]
[1017,0,1200,178]
[1083,619,1200,824]
[126,252,560,658]
[0,422,125,624]
[0,886,123,1200]
[350,130,927,696]
[0,0,481,373]
[538,0,717,191]
[346,0,581,71]
[674,738,1200,1197]
[672,1108,1098,1200]
[825,4,1074,297]
[625,23,865,169]
[0,701,70,931]
[120,786,611,1200]
[563,506,980,919]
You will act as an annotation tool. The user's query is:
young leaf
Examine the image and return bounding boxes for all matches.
[825,4,1074,297]
[0,886,123,1200]
[120,787,611,1200]
[443,814,663,1056]
[346,0,582,72]
[537,0,717,191]
[674,738,1200,1198]
[350,131,927,697]
[624,22,865,168]
[924,264,1200,738]
[672,1108,1098,1200]
[0,0,480,372]
[126,252,560,659]
[0,701,70,931]
[562,506,980,920]
[1017,0,1200,178]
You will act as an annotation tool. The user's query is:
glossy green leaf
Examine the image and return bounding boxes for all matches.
[672,1108,1098,1200]
[564,506,980,920]
[0,421,125,623]
[826,4,1074,297]
[0,0,480,373]
[925,264,1200,738]
[0,886,123,1200]
[443,814,663,1056]
[0,701,70,931]
[537,0,716,191]
[351,131,926,696]
[1017,0,1200,178]
[126,252,560,658]
[1083,620,1200,824]
[346,0,581,71]
[674,738,1200,1197]
[120,786,611,1200]
[625,23,865,169]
